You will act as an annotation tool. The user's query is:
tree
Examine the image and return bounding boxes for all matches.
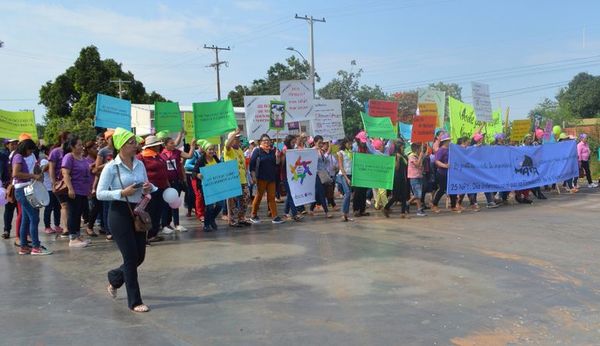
[528,98,577,127]
[557,72,600,118]
[39,45,166,143]
[227,56,313,107]
[318,65,387,136]
[428,82,462,101]
[390,91,417,123]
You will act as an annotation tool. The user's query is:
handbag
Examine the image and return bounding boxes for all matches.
[115,165,152,233]
[53,180,68,195]
[317,170,333,185]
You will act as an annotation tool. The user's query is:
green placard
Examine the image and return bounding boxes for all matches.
[154,102,182,133]
[0,109,38,141]
[448,97,476,142]
[360,112,396,139]
[351,153,395,190]
[269,100,286,130]
[193,99,237,139]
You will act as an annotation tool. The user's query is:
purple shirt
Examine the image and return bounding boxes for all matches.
[11,153,31,184]
[434,147,449,175]
[62,153,93,196]
[48,147,64,181]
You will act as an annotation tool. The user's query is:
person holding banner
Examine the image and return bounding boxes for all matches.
[97,127,153,313]
[160,137,195,233]
[281,135,302,222]
[249,134,284,224]
[407,143,427,217]
[193,143,224,231]
[382,140,410,219]
[137,136,170,241]
[430,134,460,213]
[352,132,370,217]
[336,138,354,222]
[224,130,251,227]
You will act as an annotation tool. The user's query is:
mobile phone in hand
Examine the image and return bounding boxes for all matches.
[133,182,144,189]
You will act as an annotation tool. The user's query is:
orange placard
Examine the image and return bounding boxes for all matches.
[411,116,437,142]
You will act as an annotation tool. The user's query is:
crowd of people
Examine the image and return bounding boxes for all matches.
[0,126,596,312]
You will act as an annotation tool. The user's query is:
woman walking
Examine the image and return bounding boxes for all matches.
[578,134,597,188]
[249,134,284,224]
[13,139,52,255]
[97,128,154,313]
[336,138,353,222]
[61,135,94,248]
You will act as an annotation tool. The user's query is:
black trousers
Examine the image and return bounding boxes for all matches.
[86,195,103,230]
[581,160,593,184]
[385,178,409,213]
[353,187,368,213]
[67,195,88,237]
[107,201,146,310]
[147,188,165,239]
[3,201,17,233]
[432,172,457,208]
[43,191,61,228]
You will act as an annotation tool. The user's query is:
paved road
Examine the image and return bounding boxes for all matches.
[1,189,599,345]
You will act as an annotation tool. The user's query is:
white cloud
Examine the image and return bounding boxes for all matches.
[0,2,215,53]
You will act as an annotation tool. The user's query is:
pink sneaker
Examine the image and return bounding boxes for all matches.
[54,226,64,233]
[43,227,55,234]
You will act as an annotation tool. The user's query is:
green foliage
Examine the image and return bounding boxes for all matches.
[557,72,600,118]
[528,98,578,127]
[318,66,386,136]
[228,56,312,107]
[43,117,96,145]
[390,91,417,122]
[39,45,167,136]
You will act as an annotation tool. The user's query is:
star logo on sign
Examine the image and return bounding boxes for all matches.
[290,156,312,184]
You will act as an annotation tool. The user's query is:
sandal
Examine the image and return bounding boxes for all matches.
[107,284,117,299]
[132,304,150,313]
[86,228,98,237]
[106,235,113,241]
[2,232,9,239]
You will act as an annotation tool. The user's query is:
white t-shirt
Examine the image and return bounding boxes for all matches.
[40,159,52,191]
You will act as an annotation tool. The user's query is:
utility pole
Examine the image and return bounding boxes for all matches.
[204,44,230,100]
[295,14,325,97]
[110,79,131,99]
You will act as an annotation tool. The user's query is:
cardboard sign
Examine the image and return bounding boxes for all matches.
[411,116,437,143]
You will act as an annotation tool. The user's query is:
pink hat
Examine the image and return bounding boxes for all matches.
[472,132,484,142]
[535,128,544,140]
[372,139,383,151]
[355,131,367,143]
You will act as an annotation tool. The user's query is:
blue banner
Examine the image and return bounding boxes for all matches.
[447,141,578,194]
[95,93,131,129]
[200,160,242,204]
[399,122,412,141]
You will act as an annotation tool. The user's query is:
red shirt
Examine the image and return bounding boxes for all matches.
[137,149,169,189]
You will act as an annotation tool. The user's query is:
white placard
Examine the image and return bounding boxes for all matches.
[285,148,318,206]
[280,80,314,122]
[243,95,288,139]
[471,82,492,122]
[311,99,345,140]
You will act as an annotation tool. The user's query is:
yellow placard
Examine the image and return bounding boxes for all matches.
[418,103,438,118]
[510,119,531,141]
[0,109,38,141]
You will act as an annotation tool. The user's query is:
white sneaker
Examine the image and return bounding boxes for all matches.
[175,225,188,232]
[69,239,89,248]
[161,226,174,235]
[591,183,599,188]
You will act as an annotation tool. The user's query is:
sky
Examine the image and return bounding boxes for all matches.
[1,0,600,124]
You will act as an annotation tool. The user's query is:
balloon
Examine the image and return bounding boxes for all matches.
[162,188,178,204]
[0,187,5,200]
[168,196,183,209]
[552,125,562,136]
[0,195,6,207]
[535,128,544,139]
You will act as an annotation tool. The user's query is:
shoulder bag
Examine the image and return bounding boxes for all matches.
[115,165,152,233]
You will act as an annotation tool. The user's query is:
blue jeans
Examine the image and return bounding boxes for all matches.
[283,180,298,216]
[15,187,40,248]
[336,174,352,215]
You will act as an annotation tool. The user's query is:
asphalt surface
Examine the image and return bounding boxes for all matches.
[1,189,600,345]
